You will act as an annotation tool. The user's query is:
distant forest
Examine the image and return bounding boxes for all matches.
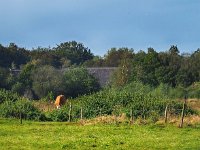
[0,41,200,95]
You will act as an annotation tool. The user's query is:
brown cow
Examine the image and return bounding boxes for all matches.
[54,95,67,109]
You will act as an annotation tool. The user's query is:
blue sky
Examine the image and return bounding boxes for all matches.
[0,0,200,56]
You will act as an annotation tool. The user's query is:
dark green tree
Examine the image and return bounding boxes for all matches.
[0,43,29,68]
[104,47,134,67]
[62,67,100,98]
[132,48,160,86]
[0,67,10,88]
[12,61,37,95]
[54,41,94,66]
[30,47,61,67]
[31,65,63,99]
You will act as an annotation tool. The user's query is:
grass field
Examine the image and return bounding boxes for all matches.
[0,118,199,150]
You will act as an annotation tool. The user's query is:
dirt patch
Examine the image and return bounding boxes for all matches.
[79,114,128,125]
[33,101,55,112]
[187,99,200,113]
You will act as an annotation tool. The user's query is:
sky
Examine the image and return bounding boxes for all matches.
[0,0,200,56]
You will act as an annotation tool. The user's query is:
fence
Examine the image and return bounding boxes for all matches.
[50,99,189,127]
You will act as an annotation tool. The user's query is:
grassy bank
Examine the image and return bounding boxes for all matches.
[0,118,199,150]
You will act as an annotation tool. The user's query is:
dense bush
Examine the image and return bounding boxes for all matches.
[46,107,69,121]
[0,67,10,89]
[46,103,84,122]
[150,84,186,99]
[0,82,197,122]
[0,98,45,121]
[11,82,25,95]
[29,66,100,99]
[31,65,63,99]
[187,82,200,99]
[62,67,100,98]
[75,90,166,119]
[11,62,36,95]
[0,89,19,104]
[54,81,195,122]
[0,89,45,121]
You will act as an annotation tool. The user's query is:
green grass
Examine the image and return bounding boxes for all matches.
[0,118,199,150]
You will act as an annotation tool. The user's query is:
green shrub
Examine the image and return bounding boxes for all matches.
[0,89,19,104]
[0,101,17,118]
[31,65,63,99]
[46,107,69,122]
[11,82,24,95]
[62,67,100,98]
[0,67,9,89]
[73,87,167,119]
[168,86,185,99]
[44,81,198,122]
[148,111,160,123]
[69,82,197,121]
[187,86,200,99]
[0,98,45,121]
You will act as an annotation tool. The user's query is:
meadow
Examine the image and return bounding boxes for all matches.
[0,118,199,150]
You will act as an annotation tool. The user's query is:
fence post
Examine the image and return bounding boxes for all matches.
[19,99,23,124]
[164,104,168,124]
[179,96,187,128]
[114,114,118,125]
[80,107,83,120]
[130,108,134,125]
[68,102,72,122]
[20,110,22,124]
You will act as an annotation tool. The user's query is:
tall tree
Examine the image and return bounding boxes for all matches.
[132,48,160,86]
[31,65,63,98]
[54,41,94,66]
[104,47,134,67]
[0,43,29,68]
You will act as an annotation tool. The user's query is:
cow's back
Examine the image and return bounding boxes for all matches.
[54,95,66,107]
[60,95,66,105]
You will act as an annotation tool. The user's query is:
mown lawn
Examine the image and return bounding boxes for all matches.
[0,118,199,150]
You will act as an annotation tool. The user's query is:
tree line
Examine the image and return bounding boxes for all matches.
[0,41,200,99]
[101,46,200,88]
[0,41,93,68]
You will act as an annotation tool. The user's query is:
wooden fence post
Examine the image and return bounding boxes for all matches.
[164,104,168,124]
[19,99,23,124]
[179,96,187,128]
[68,102,72,122]
[80,107,83,120]
[20,111,22,124]
[130,108,134,125]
